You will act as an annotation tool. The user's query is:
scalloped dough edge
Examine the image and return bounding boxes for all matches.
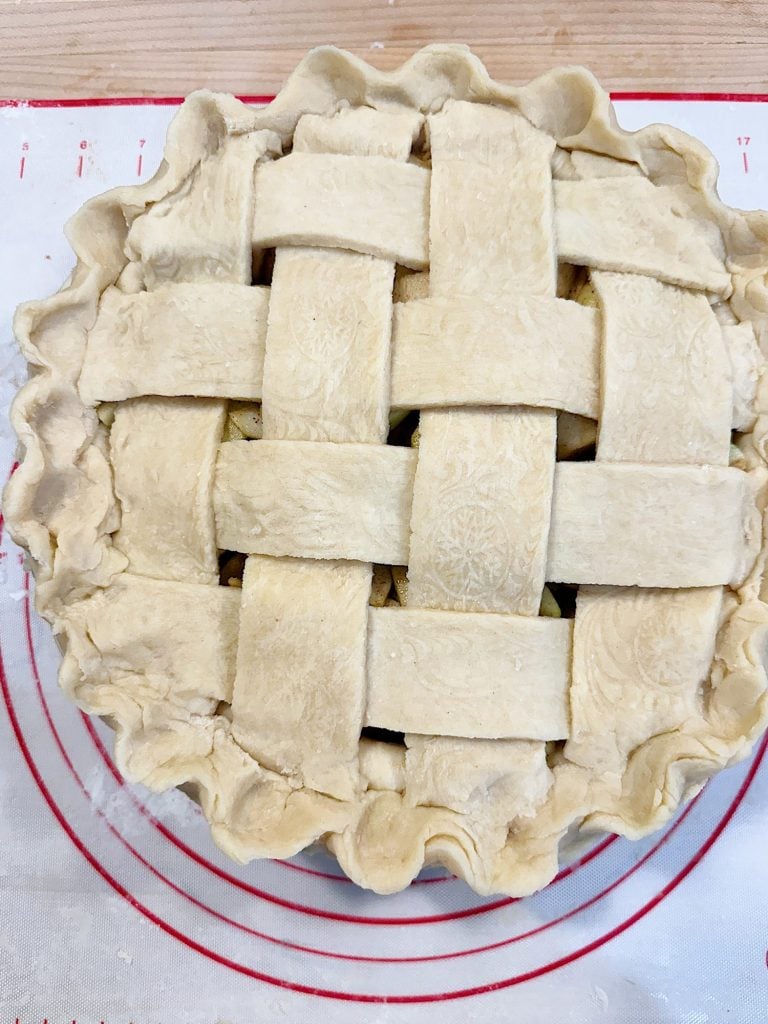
[5,44,768,896]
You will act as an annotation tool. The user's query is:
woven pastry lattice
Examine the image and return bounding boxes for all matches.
[7,46,768,896]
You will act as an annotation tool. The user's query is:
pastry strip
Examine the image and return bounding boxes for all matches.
[554,178,729,294]
[112,397,226,585]
[80,284,268,403]
[366,607,571,739]
[593,271,731,465]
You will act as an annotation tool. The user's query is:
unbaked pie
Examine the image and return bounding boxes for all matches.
[7,45,768,895]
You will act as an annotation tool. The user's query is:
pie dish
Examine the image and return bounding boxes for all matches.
[6,44,768,896]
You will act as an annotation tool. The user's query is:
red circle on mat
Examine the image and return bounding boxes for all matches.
[75,699,707,965]
[5,643,763,1000]
[2,487,765,999]
[29,591,657,967]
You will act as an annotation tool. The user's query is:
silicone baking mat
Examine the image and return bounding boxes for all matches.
[1,94,767,1024]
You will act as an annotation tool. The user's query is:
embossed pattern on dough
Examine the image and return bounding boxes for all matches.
[366,607,571,739]
[409,408,556,613]
[261,249,394,441]
[554,178,730,294]
[111,397,226,585]
[567,585,723,771]
[429,100,557,301]
[232,556,370,801]
[400,99,561,830]
[252,152,430,268]
[409,101,559,615]
[213,440,416,563]
[79,284,269,404]
[593,272,732,465]
[127,130,277,287]
[391,294,600,416]
[547,463,759,587]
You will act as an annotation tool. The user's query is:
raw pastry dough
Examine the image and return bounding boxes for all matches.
[80,284,269,403]
[111,397,226,585]
[6,45,768,900]
[366,607,571,738]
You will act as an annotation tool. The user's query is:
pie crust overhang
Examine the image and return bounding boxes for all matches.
[6,44,768,897]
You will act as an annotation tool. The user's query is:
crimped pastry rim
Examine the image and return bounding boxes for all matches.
[5,44,768,896]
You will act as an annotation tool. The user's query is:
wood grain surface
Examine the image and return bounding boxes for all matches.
[1,0,767,98]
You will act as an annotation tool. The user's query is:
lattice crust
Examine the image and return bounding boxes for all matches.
[6,46,768,898]
[79,284,269,403]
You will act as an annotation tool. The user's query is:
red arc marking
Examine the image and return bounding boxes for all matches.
[79,711,633,963]
[1,461,765,999]
[1,92,767,110]
[3,639,763,1002]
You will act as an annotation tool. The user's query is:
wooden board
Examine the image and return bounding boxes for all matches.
[1,0,767,97]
